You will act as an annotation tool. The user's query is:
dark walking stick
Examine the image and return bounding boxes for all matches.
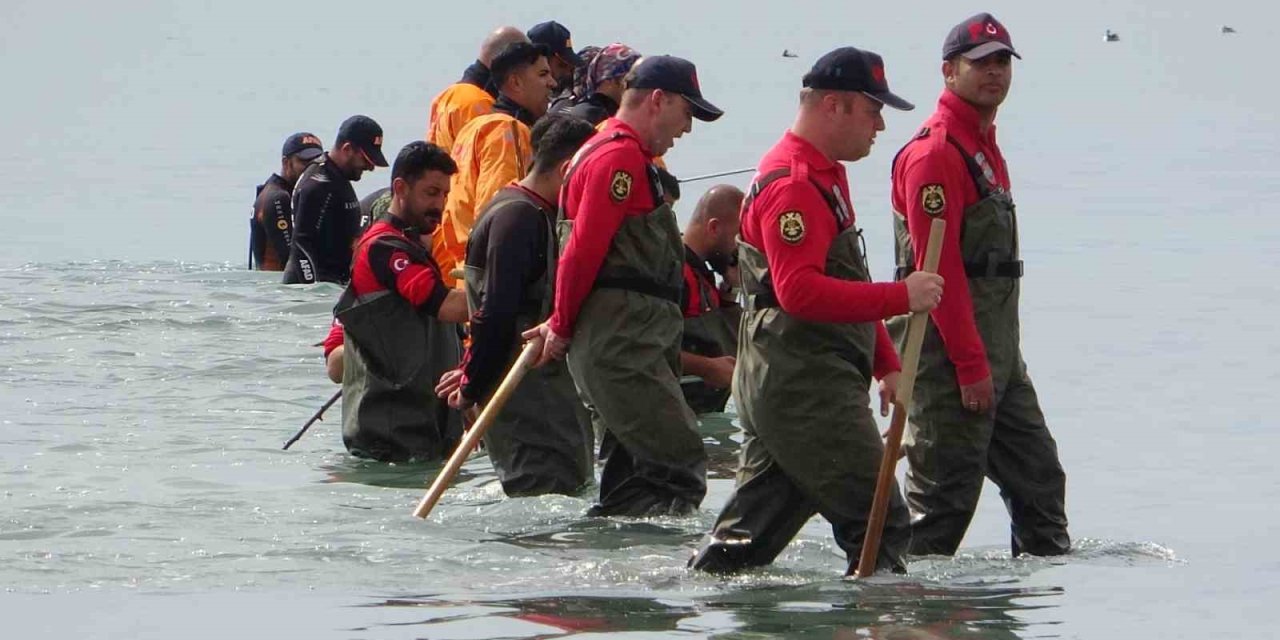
[282,390,341,450]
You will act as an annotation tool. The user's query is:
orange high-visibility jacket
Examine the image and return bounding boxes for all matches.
[426,83,495,153]
[433,112,533,286]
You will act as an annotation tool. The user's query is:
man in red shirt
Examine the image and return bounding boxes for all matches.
[524,55,724,517]
[690,47,943,575]
[889,13,1070,557]
[332,141,470,462]
[679,184,744,415]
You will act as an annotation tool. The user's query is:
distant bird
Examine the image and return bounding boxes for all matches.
[1104,29,1120,42]
[1222,25,1237,34]
[782,49,798,58]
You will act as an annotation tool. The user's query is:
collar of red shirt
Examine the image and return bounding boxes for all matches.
[779,130,839,173]
[601,117,655,158]
[937,89,998,145]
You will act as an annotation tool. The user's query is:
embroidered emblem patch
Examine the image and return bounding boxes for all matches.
[921,184,946,217]
[779,211,805,244]
[610,170,632,202]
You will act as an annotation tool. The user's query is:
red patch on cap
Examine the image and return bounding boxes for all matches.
[872,65,885,83]
[985,22,999,36]
[968,22,983,40]
[690,69,700,91]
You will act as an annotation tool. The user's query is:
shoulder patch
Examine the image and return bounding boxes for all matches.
[779,211,806,244]
[920,184,946,217]
[610,170,632,202]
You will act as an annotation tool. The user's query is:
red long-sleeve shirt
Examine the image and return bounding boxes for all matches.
[892,89,1011,386]
[743,131,908,380]
[548,119,658,338]
[320,215,449,356]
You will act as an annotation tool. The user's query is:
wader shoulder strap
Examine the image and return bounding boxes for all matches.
[944,135,997,199]
[742,165,848,308]
[557,130,663,222]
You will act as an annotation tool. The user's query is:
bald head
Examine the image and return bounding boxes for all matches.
[479,26,530,66]
[691,184,745,225]
[685,184,744,260]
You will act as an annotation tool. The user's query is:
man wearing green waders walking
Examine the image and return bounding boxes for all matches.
[690,47,944,575]
[889,13,1070,557]
[524,55,724,516]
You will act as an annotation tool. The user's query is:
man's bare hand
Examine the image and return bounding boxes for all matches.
[960,375,994,413]
[877,371,901,417]
[521,322,568,368]
[905,271,945,313]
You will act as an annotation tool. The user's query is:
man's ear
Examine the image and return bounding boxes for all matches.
[391,176,407,199]
[706,217,721,235]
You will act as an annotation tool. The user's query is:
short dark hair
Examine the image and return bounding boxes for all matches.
[656,166,680,202]
[491,42,550,88]
[529,114,596,174]
[390,141,457,186]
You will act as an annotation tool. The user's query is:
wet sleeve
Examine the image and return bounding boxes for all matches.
[898,151,989,386]
[263,190,292,261]
[367,240,448,316]
[872,322,901,380]
[322,317,344,358]
[462,207,541,401]
[759,181,910,324]
[548,148,645,337]
[473,123,527,221]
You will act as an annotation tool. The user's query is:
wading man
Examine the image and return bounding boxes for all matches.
[690,47,943,575]
[889,13,1070,558]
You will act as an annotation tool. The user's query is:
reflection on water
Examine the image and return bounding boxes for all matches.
[363,579,1063,639]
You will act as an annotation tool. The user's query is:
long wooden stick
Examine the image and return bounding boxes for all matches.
[412,338,543,519]
[854,217,946,578]
[282,389,341,450]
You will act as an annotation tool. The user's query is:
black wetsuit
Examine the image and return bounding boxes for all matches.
[461,185,552,400]
[250,173,292,271]
[557,93,619,127]
[282,153,361,285]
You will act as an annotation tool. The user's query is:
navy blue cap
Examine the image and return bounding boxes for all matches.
[335,115,388,167]
[282,132,323,161]
[943,13,1021,60]
[802,47,914,111]
[528,21,583,66]
[624,55,724,122]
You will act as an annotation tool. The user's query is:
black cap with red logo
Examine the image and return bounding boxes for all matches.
[335,115,389,167]
[802,47,914,111]
[625,55,724,122]
[282,132,323,161]
[942,13,1021,60]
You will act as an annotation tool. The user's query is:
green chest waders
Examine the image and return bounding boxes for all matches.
[336,236,462,462]
[462,197,593,497]
[557,136,706,516]
[889,134,1070,557]
[691,167,910,574]
[680,260,740,415]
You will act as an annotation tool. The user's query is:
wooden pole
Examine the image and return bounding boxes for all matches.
[854,218,946,578]
[412,338,543,519]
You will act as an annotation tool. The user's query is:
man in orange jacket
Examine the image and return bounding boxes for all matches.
[434,42,557,286]
[425,26,529,152]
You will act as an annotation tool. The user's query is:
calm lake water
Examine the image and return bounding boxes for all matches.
[2,1,1279,637]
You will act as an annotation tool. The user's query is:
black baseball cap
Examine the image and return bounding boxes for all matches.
[334,115,388,167]
[942,13,1021,60]
[802,47,914,111]
[625,55,724,122]
[282,132,323,161]
[527,21,583,66]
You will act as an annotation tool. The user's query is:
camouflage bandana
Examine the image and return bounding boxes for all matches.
[586,43,641,96]
[571,45,603,100]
